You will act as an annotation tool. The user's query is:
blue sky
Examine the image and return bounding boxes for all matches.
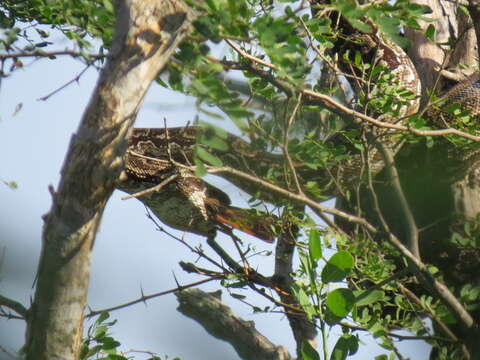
[0,29,430,360]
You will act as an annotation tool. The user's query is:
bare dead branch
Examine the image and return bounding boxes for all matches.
[0,295,28,319]
[86,276,219,318]
[37,64,92,101]
[0,50,105,61]
[176,288,293,360]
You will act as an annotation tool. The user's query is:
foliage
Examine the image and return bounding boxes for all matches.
[2,0,479,359]
[81,312,126,360]
[81,312,176,360]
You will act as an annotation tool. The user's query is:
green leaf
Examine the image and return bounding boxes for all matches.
[204,0,218,11]
[199,135,228,151]
[330,334,359,360]
[96,311,110,325]
[3,181,18,189]
[102,337,120,350]
[291,283,316,320]
[230,293,246,300]
[198,123,229,151]
[200,122,228,139]
[294,286,311,308]
[321,250,354,283]
[308,229,322,261]
[354,289,384,306]
[95,324,108,339]
[436,304,457,325]
[195,146,223,167]
[301,340,320,360]
[326,288,355,318]
[193,157,207,177]
[299,249,313,278]
[102,0,114,13]
[425,24,436,41]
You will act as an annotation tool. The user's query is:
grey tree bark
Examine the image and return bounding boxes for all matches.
[25,1,195,359]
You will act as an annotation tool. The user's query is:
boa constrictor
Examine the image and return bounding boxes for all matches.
[117,20,480,240]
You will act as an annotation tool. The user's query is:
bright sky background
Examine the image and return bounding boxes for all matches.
[0,27,431,360]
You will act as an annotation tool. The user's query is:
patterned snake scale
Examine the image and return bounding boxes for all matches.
[117,127,278,242]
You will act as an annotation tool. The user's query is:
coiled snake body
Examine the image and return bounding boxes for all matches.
[117,21,480,243]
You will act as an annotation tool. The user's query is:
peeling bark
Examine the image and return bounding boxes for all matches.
[25,1,195,359]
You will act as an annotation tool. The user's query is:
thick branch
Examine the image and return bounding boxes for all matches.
[375,142,420,259]
[25,1,195,359]
[176,288,292,360]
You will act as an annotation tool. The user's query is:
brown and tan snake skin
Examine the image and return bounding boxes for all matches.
[116,16,480,243]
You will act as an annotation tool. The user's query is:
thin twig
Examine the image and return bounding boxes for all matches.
[208,166,378,231]
[145,209,227,271]
[86,276,219,318]
[399,284,458,343]
[225,39,276,69]
[121,174,178,200]
[0,345,17,359]
[282,93,304,195]
[37,64,92,101]
[0,50,105,61]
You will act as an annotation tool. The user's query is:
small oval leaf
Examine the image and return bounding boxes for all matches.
[195,146,223,167]
[321,250,354,283]
[353,289,384,306]
[326,288,355,318]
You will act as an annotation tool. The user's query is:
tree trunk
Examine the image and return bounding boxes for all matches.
[25,1,194,359]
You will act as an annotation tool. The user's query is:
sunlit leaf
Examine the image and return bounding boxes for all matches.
[326,288,355,318]
[309,229,322,262]
[301,340,320,360]
[321,250,354,283]
[354,289,384,306]
[195,146,223,167]
[330,334,359,360]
